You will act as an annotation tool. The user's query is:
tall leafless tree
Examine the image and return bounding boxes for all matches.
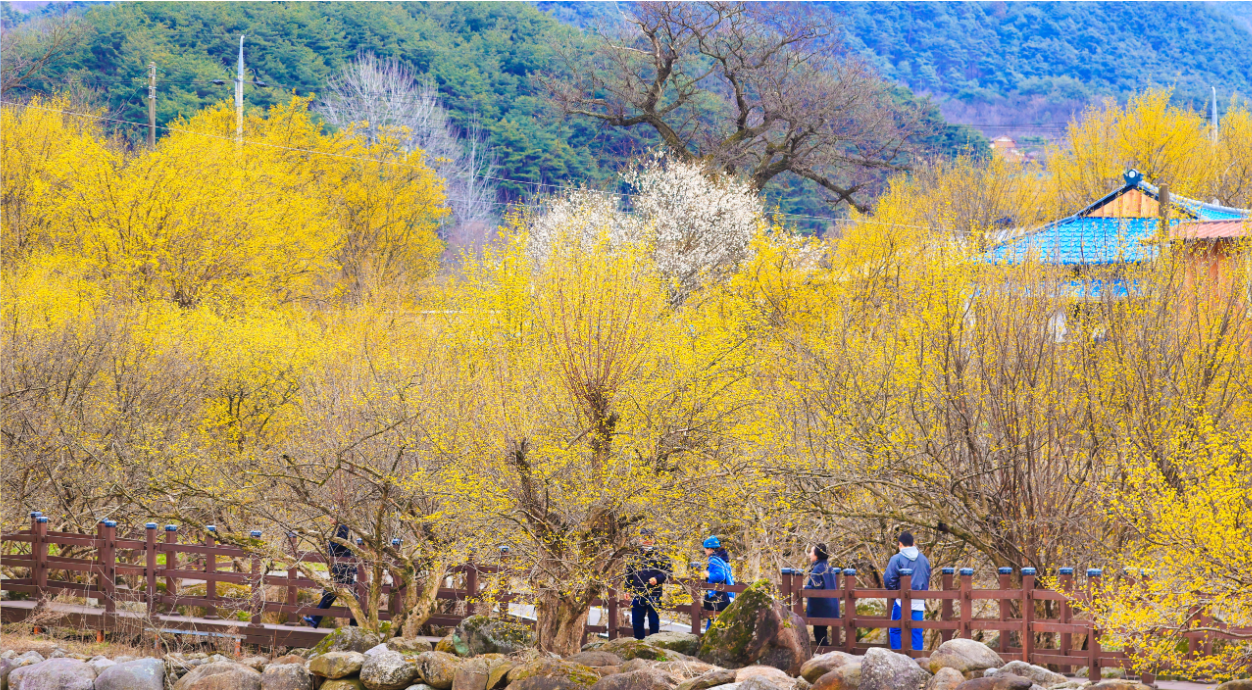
[320,54,499,253]
[0,14,85,95]
[542,1,928,212]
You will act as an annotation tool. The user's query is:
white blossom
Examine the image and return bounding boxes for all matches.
[527,154,766,301]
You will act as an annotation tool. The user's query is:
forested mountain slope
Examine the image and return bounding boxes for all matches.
[3,2,641,199]
[3,1,981,229]
[540,2,1252,119]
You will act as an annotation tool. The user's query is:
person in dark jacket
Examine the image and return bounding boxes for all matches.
[700,536,734,630]
[883,531,930,651]
[804,543,839,647]
[304,521,358,628]
[625,529,672,639]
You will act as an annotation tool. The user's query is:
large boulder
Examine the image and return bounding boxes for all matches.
[733,668,790,686]
[95,658,166,690]
[1083,682,1151,690]
[858,649,928,690]
[652,661,718,682]
[362,650,420,690]
[675,669,737,690]
[644,633,701,657]
[589,668,679,690]
[696,581,812,676]
[953,674,1033,690]
[311,652,367,679]
[1217,683,1252,690]
[416,652,464,690]
[487,660,516,690]
[507,660,599,690]
[928,640,1004,678]
[173,661,263,690]
[314,628,387,655]
[993,663,1065,688]
[8,659,96,690]
[568,653,623,669]
[454,659,492,690]
[390,638,436,655]
[798,653,857,684]
[449,616,537,657]
[809,665,859,690]
[323,681,368,690]
[263,662,314,690]
[926,668,965,690]
[583,640,680,663]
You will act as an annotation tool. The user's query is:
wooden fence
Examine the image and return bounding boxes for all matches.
[2,514,1242,680]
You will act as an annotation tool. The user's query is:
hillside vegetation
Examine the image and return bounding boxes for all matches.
[540,1,1252,122]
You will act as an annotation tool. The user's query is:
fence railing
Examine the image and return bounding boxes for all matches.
[2,514,1244,681]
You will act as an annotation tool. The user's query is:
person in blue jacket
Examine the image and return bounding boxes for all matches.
[804,543,839,647]
[883,531,930,651]
[701,536,734,630]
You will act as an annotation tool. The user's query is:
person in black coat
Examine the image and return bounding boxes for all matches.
[804,543,839,647]
[624,529,671,639]
[304,521,359,628]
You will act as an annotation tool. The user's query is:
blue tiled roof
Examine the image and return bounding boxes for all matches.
[986,217,1167,266]
[986,170,1249,266]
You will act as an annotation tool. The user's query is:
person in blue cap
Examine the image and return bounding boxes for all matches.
[700,536,734,629]
[883,531,929,651]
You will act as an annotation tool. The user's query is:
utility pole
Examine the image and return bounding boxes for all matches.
[235,35,246,150]
[147,62,156,148]
[1211,86,1219,145]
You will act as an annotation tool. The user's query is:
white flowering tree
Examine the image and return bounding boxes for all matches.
[527,155,766,302]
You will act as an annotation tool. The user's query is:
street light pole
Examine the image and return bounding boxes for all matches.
[235,35,246,150]
[147,62,156,148]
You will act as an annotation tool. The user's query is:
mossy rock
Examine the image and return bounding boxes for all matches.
[436,635,459,655]
[696,580,811,675]
[312,626,386,655]
[450,615,537,657]
[507,659,599,689]
[584,639,676,662]
[643,632,701,657]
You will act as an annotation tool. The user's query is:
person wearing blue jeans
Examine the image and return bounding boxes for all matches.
[304,522,358,628]
[624,529,671,639]
[883,531,929,651]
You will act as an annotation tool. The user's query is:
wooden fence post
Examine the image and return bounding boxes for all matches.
[204,526,219,619]
[940,567,955,643]
[163,525,178,614]
[607,586,619,640]
[832,566,842,648]
[32,513,48,634]
[99,520,118,641]
[285,532,299,625]
[959,568,974,639]
[248,530,265,640]
[1086,569,1102,682]
[466,561,479,617]
[144,523,158,617]
[899,568,914,655]
[841,568,857,653]
[1021,567,1036,665]
[1058,567,1074,668]
[997,567,1012,655]
[689,561,703,635]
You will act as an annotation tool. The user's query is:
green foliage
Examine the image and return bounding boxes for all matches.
[4,1,646,199]
[539,2,1252,111]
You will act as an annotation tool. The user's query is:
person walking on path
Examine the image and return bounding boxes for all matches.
[701,536,735,630]
[304,520,359,628]
[804,543,839,647]
[883,531,930,651]
[625,529,672,639]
